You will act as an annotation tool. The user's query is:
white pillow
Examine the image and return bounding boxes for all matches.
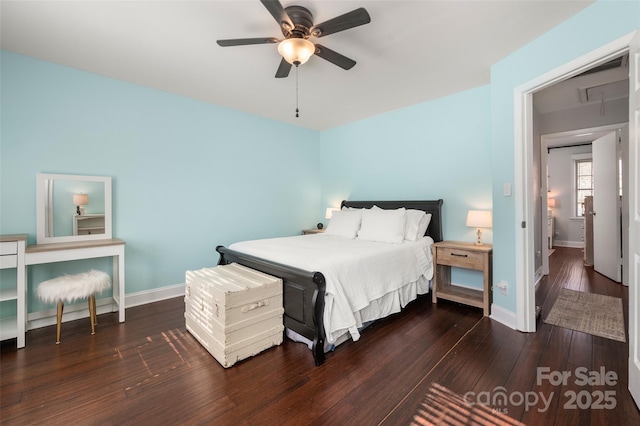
[357,207,406,244]
[404,210,432,241]
[416,213,432,240]
[404,209,426,241]
[325,209,362,239]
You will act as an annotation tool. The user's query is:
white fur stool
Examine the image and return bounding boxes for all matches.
[37,270,111,343]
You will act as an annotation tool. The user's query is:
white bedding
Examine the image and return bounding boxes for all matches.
[229,234,434,344]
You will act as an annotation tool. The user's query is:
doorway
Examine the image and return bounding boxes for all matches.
[539,123,627,282]
[513,33,634,333]
[514,29,640,410]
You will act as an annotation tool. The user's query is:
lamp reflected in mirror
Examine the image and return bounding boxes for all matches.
[36,173,112,244]
[73,193,88,215]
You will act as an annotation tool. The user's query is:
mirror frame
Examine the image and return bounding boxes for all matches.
[36,173,113,244]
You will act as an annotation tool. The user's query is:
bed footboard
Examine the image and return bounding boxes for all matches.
[216,245,327,366]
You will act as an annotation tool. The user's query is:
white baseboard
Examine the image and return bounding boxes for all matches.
[534,266,543,289]
[27,283,185,331]
[553,240,584,248]
[125,283,185,308]
[490,304,517,330]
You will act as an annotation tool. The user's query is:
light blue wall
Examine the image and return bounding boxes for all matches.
[320,86,493,243]
[490,0,640,313]
[1,51,321,312]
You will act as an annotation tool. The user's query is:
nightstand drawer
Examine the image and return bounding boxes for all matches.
[437,247,483,270]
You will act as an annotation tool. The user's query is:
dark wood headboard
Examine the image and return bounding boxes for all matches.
[340,199,444,242]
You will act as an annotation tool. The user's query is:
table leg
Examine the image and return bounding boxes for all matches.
[113,249,125,323]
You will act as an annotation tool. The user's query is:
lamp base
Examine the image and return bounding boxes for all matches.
[475,228,483,245]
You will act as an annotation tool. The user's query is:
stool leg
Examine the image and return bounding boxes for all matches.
[56,302,63,344]
[92,294,97,325]
[89,295,96,335]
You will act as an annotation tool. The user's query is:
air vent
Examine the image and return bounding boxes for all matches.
[572,54,628,78]
[578,79,629,103]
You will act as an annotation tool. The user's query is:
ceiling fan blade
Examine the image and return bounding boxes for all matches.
[310,8,371,37]
[275,58,292,78]
[260,0,294,33]
[217,37,278,47]
[314,44,356,70]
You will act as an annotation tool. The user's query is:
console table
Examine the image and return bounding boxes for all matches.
[25,239,126,324]
[1,235,27,348]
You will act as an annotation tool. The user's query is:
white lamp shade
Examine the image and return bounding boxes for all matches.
[278,38,315,65]
[466,210,492,228]
[73,193,89,205]
[325,208,339,219]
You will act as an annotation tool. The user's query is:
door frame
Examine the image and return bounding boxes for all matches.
[514,32,635,332]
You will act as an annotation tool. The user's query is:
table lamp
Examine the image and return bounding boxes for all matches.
[325,208,339,219]
[547,197,556,215]
[320,207,339,230]
[466,210,492,245]
[73,193,88,215]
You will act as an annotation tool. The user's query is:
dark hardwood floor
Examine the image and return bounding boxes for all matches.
[1,247,638,425]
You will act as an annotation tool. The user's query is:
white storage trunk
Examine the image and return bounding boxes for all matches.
[184,263,284,368]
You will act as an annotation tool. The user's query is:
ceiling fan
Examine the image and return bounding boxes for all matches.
[217,0,371,78]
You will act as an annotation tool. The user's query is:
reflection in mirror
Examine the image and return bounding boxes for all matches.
[46,179,106,237]
[36,174,112,244]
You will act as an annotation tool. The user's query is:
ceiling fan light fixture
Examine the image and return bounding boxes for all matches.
[278,38,315,65]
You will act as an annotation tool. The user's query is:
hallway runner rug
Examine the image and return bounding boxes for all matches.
[544,288,626,342]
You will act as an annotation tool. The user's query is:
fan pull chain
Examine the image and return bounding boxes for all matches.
[295,64,300,118]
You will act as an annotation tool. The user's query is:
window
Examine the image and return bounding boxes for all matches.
[575,158,593,216]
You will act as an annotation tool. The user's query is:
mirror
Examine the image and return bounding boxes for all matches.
[36,173,112,244]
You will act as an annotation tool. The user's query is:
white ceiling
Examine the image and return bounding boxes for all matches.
[1,0,595,131]
[534,60,629,115]
[534,55,629,147]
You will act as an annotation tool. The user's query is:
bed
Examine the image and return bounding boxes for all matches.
[216,199,443,366]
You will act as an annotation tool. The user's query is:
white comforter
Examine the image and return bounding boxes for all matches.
[229,234,434,343]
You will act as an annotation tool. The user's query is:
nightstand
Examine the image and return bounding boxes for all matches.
[302,228,324,235]
[431,241,493,316]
